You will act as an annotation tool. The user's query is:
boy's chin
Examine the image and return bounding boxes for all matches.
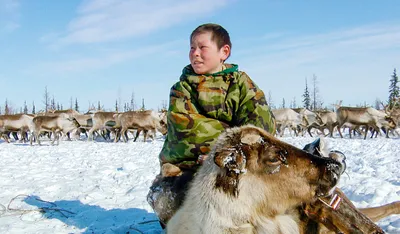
[192,67,217,75]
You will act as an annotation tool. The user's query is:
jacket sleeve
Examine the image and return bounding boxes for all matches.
[235,72,276,134]
[159,81,227,165]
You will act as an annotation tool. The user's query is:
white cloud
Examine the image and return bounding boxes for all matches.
[29,40,183,74]
[51,0,228,46]
[0,0,20,32]
[233,22,400,107]
[237,22,400,71]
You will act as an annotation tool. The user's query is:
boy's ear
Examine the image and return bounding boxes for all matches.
[221,44,231,61]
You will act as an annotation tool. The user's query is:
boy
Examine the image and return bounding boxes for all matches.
[147,23,382,233]
[147,23,276,227]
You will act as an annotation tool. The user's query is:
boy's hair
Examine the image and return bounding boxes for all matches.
[190,23,232,60]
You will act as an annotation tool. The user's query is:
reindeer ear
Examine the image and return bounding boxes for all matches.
[214,148,246,174]
[240,132,263,145]
[303,138,329,157]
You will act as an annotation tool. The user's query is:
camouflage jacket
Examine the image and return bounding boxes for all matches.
[159,64,275,168]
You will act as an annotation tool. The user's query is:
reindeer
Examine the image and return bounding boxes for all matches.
[335,101,396,139]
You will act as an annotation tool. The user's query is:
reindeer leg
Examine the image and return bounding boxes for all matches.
[363,125,368,140]
[337,124,344,138]
[359,201,400,222]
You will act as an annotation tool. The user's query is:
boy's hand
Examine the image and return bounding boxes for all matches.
[197,154,208,164]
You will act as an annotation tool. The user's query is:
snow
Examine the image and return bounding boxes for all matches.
[0,133,399,233]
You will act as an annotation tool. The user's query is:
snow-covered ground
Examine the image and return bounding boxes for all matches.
[0,132,399,233]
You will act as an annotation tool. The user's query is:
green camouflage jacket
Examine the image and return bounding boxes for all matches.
[159,64,275,168]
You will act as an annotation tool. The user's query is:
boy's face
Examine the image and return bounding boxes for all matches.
[189,31,230,75]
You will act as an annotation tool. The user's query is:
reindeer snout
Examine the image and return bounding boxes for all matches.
[329,150,346,175]
[316,151,346,197]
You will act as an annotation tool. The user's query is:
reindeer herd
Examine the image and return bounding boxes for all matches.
[273,102,400,139]
[1,101,400,145]
[0,109,168,145]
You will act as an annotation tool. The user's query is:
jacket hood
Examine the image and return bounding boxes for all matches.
[181,64,238,78]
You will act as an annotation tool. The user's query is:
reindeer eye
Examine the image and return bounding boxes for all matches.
[270,157,279,162]
[279,150,288,156]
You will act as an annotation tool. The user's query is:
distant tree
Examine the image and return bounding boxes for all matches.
[0,105,2,114]
[302,78,311,109]
[160,100,168,111]
[290,97,297,108]
[130,91,136,111]
[4,99,10,114]
[56,102,60,110]
[388,68,399,109]
[87,101,93,112]
[32,101,36,114]
[60,104,63,110]
[43,86,50,112]
[115,99,119,112]
[281,98,286,108]
[141,98,146,110]
[124,103,128,112]
[75,98,79,112]
[23,101,28,114]
[51,95,56,110]
[97,101,102,110]
[356,101,368,108]
[267,90,275,109]
[374,98,381,110]
[70,97,73,109]
[311,74,323,110]
[117,87,122,112]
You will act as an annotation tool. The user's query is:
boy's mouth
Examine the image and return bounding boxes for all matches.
[192,61,203,65]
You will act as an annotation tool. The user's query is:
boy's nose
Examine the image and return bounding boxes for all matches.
[192,47,200,56]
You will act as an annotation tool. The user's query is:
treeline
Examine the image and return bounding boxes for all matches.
[1,87,169,115]
[1,68,399,114]
[267,68,399,110]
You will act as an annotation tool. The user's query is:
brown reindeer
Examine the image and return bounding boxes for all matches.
[166,125,399,233]
[335,101,396,139]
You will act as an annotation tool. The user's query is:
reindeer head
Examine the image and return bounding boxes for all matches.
[212,125,346,201]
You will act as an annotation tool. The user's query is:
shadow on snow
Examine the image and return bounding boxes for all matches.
[24,195,162,234]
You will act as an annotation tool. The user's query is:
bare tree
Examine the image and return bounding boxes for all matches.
[311,74,323,110]
[130,91,136,111]
[267,90,275,109]
[75,98,79,112]
[51,95,56,110]
[43,86,50,112]
[141,98,146,110]
[97,101,103,110]
[70,97,73,109]
[4,99,11,114]
[281,98,286,108]
[32,101,36,114]
[375,98,382,110]
[23,101,28,114]
[115,99,119,112]
[87,101,96,112]
[117,87,122,112]
[160,100,168,111]
[290,97,297,108]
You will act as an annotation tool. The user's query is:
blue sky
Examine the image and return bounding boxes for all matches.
[1,0,399,113]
